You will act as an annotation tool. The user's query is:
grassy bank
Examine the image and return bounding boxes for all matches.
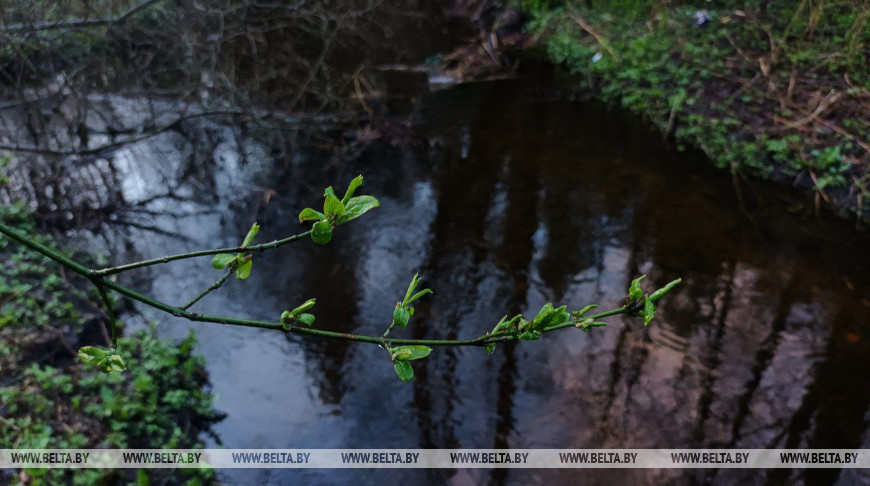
[523,1,870,219]
[0,203,223,485]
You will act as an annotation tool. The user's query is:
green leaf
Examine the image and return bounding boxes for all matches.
[406,345,431,360]
[235,258,253,280]
[211,253,236,270]
[643,298,656,326]
[549,305,571,327]
[324,193,345,218]
[628,275,646,301]
[339,195,380,224]
[280,311,293,330]
[491,315,509,333]
[289,298,316,316]
[575,318,608,333]
[484,343,496,355]
[406,288,432,305]
[298,208,325,223]
[531,303,570,331]
[281,300,317,327]
[533,303,554,325]
[324,186,337,198]
[390,345,431,361]
[518,318,531,332]
[101,353,126,373]
[311,221,333,244]
[518,330,542,341]
[575,318,593,332]
[342,175,363,205]
[403,274,421,302]
[650,278,682,302]
[573,304,598,317]
[241,223,260,248]
[504,314,522,330]
[394,360,414,382]
[79,347,125,373]
[137,469,150,486]
[78,346,107,366]
[393,306,411,329]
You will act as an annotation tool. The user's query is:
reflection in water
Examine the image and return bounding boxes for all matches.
[24,68,870,485]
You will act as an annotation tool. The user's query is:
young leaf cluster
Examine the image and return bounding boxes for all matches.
[77,346,126,373]
[210,223,260,280]
[482,302,605,355]
[0,177,684,383]
[281,298,317,328]
[390,345,432,382]
[391,273,432,330]
[571,304,609,333]
[625,275,682,326]
[384,274,434,382]
[298,175,380,245]
[71,176,382,372]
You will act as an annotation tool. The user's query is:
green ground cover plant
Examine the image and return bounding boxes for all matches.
[524,0,870,218]
[0,203,222,486]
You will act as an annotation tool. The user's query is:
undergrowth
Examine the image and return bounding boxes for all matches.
[0,203,223,486]
[525,0,870,219]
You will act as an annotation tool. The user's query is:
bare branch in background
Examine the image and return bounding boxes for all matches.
[3,0,169,32]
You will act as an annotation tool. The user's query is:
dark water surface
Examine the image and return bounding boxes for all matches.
[48,70,870,485]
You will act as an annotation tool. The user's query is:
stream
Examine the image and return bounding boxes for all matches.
[7,64,870,485]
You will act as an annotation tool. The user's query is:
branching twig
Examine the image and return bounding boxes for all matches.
[3,0,168,32]
[181,269,233,310]
[92,230,312,276]
[0,176,678,382]
[0,220,633,348]
[94,283,118,347]
[0,110,253,157]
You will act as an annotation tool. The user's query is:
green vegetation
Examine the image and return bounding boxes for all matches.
[0,203,222,485]
[524,0,870,218]
[297,175,381,245]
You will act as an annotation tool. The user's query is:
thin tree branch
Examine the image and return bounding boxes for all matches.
[98,273,631,346]
[181,269,233,310]
[0,110,250,157]
[0,110,343,157]
[0,220,633,348]
[3,0,168,33]
[94,283,118,347]
[382,315,399,340]
[92,230,312,276]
